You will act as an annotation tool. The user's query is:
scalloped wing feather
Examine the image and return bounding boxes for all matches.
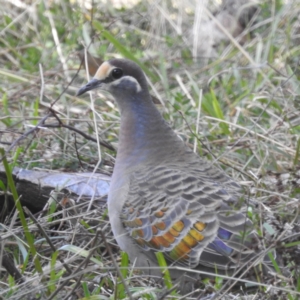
[121,163,257,269]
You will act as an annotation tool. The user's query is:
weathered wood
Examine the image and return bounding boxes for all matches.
[0,166,110,213]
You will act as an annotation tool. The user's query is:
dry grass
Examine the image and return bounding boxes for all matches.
[0,0,300,299]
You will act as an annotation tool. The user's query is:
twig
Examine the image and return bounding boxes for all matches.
[62,230,101,300]
[99,229,133,300]
[23,207,72,275]
[46,110,115,151]
[0,243,25,283]
[47,230,101,300]
[1,112,53,162]
[73,133,84,169]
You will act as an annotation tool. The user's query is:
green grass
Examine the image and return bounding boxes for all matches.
[0,0,300,299]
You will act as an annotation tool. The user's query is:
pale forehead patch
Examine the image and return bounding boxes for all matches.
[94,61,114,80]
[94,61,142,93]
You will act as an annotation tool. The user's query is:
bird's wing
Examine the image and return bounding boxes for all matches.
[121,164,257,269]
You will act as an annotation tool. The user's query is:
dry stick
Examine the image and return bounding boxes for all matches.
[2,51,79,158]
[50,56,82,108]
[46,111,115,151]
[47,230,101,300]
[0,245,25,283]
[23,207,72,275]
[179,289,204,300]
[62,270,85,299]
[177,110,256,182]
[98,229,133,300]
[170,265,298,296]
[213,220,295,299]
[198,63,299,298]
[157,284,179,300]
[20,129,40,159]
[43,0,71,83]
[39,63,45,106]
[3,37,107,159]
[218,207,300,299]
[2,112,53,158]
[178,60,298,171]
[73,133,84,169]
[208,62,299,166]
[195,293,216,300]
[62,230,101,300]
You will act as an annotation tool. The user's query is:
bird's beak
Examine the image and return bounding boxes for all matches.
[76,78,103,96]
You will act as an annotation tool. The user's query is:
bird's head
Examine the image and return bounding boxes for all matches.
[77,59,149,98]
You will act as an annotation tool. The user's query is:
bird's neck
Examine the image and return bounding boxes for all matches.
[114,96,187,172]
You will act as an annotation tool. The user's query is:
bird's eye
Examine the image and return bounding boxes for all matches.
[111,68,123,80]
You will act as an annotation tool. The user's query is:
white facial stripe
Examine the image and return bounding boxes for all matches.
[111,76,142,93]
[94,62,115,80]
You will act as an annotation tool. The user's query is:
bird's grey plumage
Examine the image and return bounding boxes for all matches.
[77,58,274,280]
